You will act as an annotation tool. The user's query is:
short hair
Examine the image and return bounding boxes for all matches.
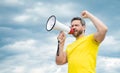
[71,17,85,26]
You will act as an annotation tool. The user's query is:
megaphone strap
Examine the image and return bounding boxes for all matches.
[56,40,60,56]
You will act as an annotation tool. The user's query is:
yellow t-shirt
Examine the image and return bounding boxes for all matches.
[66,34,100,73]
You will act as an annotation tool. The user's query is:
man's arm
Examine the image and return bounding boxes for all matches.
[56,31,67,65]
[81,10,108,43]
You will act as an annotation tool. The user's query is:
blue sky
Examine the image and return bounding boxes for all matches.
[0,0,120,73]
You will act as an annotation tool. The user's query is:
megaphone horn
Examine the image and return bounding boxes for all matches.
[46,15,74,34]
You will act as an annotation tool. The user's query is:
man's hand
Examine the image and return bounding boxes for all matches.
[57,31,66,46]
[81,10,91,18]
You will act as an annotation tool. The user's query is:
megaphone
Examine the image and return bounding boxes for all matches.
[46,15,74,34]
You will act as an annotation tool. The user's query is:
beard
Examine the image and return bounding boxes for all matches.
[72,30,83,38]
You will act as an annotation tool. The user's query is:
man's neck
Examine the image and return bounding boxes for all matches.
[76,33,84,40]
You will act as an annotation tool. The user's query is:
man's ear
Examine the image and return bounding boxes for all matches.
[83,25,86,32]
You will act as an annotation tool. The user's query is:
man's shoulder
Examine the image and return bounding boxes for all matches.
[86,34,94,38]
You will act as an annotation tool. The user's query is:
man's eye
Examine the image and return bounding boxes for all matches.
[75,25,78,26]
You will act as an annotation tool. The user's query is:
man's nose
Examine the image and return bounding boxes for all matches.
[70,25,76,29]
[71,27,75,31]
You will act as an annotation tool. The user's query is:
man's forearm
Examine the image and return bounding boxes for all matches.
[88,13,108,33]
[56,43,65,65]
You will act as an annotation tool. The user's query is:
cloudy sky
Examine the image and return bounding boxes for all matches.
[0,0,120,73]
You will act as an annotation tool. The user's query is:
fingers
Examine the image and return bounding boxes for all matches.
[57,31,65,41]
[81,10,90,18]
[81,10,87,18]
[57,31,66,43]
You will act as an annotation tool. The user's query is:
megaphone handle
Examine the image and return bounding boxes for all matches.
[56,40,60,56]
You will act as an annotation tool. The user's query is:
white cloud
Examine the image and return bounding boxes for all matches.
[53,3,76,17]
[2,39,47,56]
[101,36,119,46]
[13,2,77,23]
[1,37,58,57]
[97,56,120,73]
[6,39,36,50]
[25,2,49,16]
[12,66,25,73]
[0,38,58,72]
[99,35,120,53]
[13,14,31,23]
[30,68,44,73]
[4,0,24,5]
[29,64,67,73]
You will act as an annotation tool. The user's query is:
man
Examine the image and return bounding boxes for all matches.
[56,10,108,73]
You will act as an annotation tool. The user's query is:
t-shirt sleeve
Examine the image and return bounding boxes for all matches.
[88,34,100,46]
[65,44,70,54]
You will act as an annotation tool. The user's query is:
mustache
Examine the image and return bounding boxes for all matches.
[73,29,78,32]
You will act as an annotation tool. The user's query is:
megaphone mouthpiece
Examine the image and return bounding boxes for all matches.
[68,28,74,34]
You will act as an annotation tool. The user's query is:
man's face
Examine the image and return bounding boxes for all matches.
[71,20,85,38]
